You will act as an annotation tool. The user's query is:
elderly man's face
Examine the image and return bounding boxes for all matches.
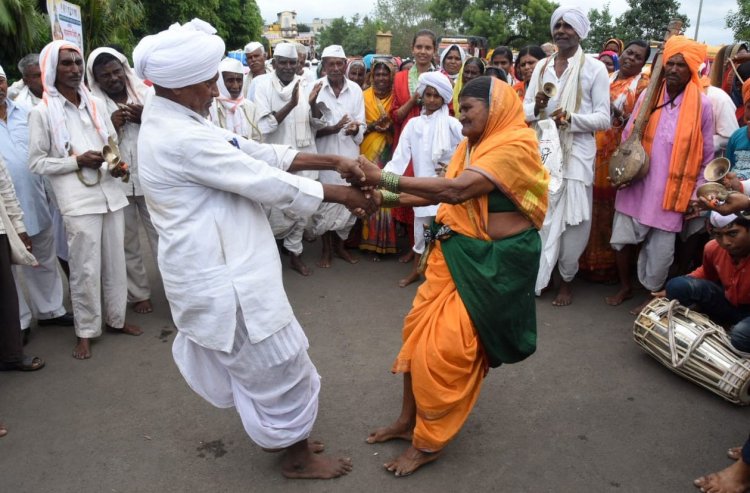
[93,59,126,97]
[274,56,298,84]
[22,64,43,98]
[552,19,580,52]
[175,73,220,117]
[665,54,691,94]
[296,53,307,75]
[56,49,84,91]
[246,48,265,75]
[0,76,7,105]
[222,71,243,99]
[324,57,346,84]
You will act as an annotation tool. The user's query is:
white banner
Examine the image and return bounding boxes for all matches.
[46,0,84,54]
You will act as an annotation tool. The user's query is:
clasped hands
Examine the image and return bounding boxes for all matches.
[334,155,389,218]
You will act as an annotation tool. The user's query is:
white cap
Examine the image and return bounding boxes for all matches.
[244,41,264,54]
[710,211,738,228]
[219,57,244,75]
[274,43,297,59]
[0,64,5,78]
[321,45,346,59]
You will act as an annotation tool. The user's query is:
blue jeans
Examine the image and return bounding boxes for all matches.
[665,276,750,353]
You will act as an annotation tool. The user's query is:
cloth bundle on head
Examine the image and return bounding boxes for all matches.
[549,6,590,39]
[640,35,707,213]
[86,47,150,108]
[39,40,110,156]
[133,18,225,89]
[321,45,346,59]
[244,41,264,54]
[604,38,624,55]
[273,43,297,59]
[710,211,738,228]
[415,71,456,167]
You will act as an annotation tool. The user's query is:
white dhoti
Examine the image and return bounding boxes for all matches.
[64,210,127,338]
[265,206,307,256]
[610,211,676,292]
[13,224,67,330]
[123,195,159,302]
[535,179,592,294]
[172,315,320,449]
[48,193,69,261]
[309,170,355,241]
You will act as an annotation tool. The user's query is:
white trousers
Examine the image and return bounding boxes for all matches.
[412,215,435,255]
[610,211,676,292]
[124,196,159,302]
[13,224,66,329]
[266,206,307,256]
[309,202,355,241]
[172,316,320,449]
[64,210,127,338]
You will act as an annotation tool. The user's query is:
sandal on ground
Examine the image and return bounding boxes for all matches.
[0,355,45,372]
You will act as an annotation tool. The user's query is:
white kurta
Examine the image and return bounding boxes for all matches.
[705,85,739,155]
[138,95,322,352]
[208,98,262,142]
[383,111,463,217]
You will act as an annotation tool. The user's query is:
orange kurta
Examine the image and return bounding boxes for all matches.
[392,79,548,451]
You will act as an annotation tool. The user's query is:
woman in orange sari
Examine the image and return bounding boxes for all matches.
[360,76,549,476]
[580,40,650,283]
[359,59,398,258]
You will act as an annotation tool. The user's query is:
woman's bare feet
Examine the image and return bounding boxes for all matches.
[552,281,573,306]
[107,323,143,336]
[366,419,414,444]
[280,440,352,479]
[290,254,312,276]
[729,447,743,461]
[398,250,415,263]
[605,287,633,306]
[384,446,442,477]
[132,300,153,314]
[398,270,421,288]
[694,458,750,492]
[73,337,91,359]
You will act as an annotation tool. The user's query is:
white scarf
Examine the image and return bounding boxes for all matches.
[86,47,150,115]
[270,72,312,148]
[40,40,110,156]
[417,72,456,167]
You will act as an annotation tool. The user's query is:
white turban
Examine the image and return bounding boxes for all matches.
[550,6,590,40]
[40,40,110,155]
[133,18,225,89]
[710,211,738,228]
[216,57,244,100]
[86,47,150,106]
[321,45,346,59]
[244,41,264,54]
[0,65,5,78]
[417,71,453,103]
[274,43,297,59]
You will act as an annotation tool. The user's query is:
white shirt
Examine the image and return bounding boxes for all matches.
[384,111,463,217]
[524,53,611,184]
[706,85,739,155]
[27,96,128,216]
[208,97,262,142]
[138,95,323,352]
[315,77,365,185]
[0,157,26,236]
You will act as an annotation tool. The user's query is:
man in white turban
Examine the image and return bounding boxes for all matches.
[209,57,261,142]
[252,41,326,276]
[243,41,268,98]
[525,4,610,306]
[381,71,463,287]
[28,40,141,360]
[133,18,372,479]
[87,47,159,316]
[310,44,365,268]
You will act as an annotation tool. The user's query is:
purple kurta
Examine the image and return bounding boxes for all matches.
[615,90,714,233]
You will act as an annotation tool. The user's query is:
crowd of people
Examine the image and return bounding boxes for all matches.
[1,3,750,490]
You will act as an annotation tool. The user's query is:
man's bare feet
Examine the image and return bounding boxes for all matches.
[366,420,414,444]
[694,458,750,492]
[552,281,573,306]
[318,232,333,268]
[333,236,358,264]
[729,447,743,461]
[384,446,442,477]
[290,254,312,276]
[605,287,633,306]
[399,250,415,263]
[280,440,352,479]
[73,337,91,359]
[106,323,144,336]
[132,300,153,314]
[398,271,420,288]
[629,297,653,315]
[317,253,332,269]
[262,440,325,454]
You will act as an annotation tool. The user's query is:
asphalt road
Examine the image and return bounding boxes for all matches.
[1,239,747,492]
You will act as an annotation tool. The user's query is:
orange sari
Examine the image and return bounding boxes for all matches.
[579,72,649,280]
[393,80,548,451]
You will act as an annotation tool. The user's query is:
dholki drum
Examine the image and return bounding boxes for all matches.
[633,298,750,405]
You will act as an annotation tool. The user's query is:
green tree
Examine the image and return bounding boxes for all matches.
[585,3,616,52]
[615,0,689,43]
[0,0,49,79]
[297,23,311,33]
[317,15,384,57]
[78,0,145,55]
[727,0,750,41]
[374,0,444,56]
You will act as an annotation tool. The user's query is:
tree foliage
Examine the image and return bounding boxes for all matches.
[428,0,559,47]
[614,0,689,45]
[78,0,145,55]
[727,0,750,42]
[0,0,49,78]
[584,3,616,52]
[374,0,444,56]
[316,15,385,57]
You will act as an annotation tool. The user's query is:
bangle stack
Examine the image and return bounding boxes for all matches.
[379,171,401,193]
[380,190,400,208]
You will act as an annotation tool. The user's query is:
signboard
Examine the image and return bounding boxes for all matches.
[46,0,84,53]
